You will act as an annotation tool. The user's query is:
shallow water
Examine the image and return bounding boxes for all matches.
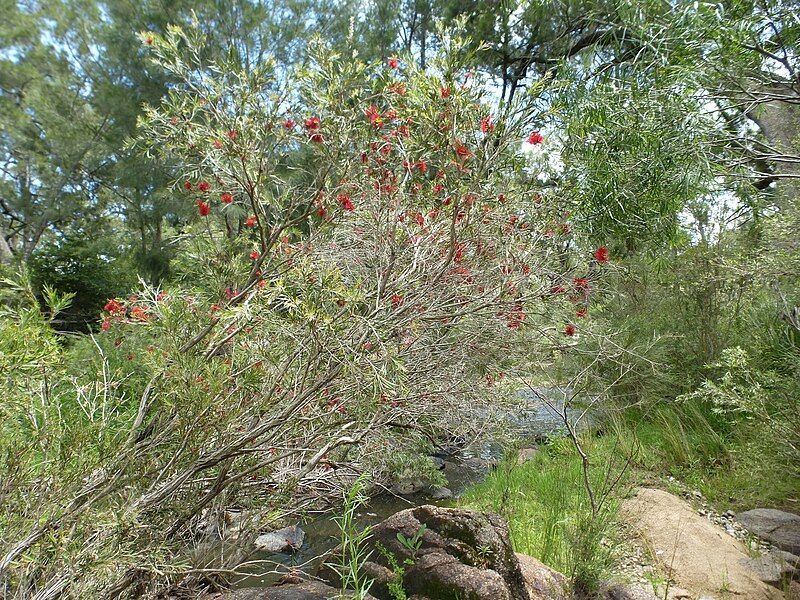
[234,386,580,588]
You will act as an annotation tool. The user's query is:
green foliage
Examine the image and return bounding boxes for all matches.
[332,475,375,600]
[461,437,625,594]
[28,232,137,329]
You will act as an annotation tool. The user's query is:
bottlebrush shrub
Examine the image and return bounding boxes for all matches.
[0,25,609,599]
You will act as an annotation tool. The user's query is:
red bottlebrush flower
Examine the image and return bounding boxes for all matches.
[560,222,572,235]
[594,246,610,263]
[521,264,531,275]
[480,115,495,133]
[213,139,223,149]
[221,192,233,204]
[304,116,320,130]
[440,86,451,98]
[197,201,210,216]
[104,298,124,314]
[433,183,444,194]
[250,250,260,260]
[284,118,296,129]
[183,181,192,191]
[360,151,369,164]
[337,194,354,211]
[416,159,427,173]
[564,324,577,336]
[210,303,220,312]
[156,291,167,301]
[413,212,424,226]
[500,264,512,275]
[454,142,472,160]
[576,307,588,318]
[388,82,407,95]
[245,215,257,227]
[227,129,238,140]
[387,57,399,69]
[428,208,440,219]
[365,104,382,128]
[317,205,328,219]
[527,131,544,145]
[131,306,149,321]
[101,319,111,331]
[574,277,589,290]
[391,294,403,308]
[442,195,452,206]
[551,285,566,294]
[198,180,211,192]
[309,133,324,143]
[144,35,153,45]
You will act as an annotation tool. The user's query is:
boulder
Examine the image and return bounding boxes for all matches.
[737,508,800,554]
[515,553,568,599]
[516,448,539,465]
[740,550,799,585]
[215,580,375,599]
[621,488,782,599]
[320,505,530,600]
[254,525,304,553]
[429,486,453,500]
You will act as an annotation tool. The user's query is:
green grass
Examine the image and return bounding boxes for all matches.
[614,404,800,511]
[459,435,629,593]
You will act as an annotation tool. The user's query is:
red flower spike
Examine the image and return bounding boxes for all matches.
[198,180,210,192]
[221,193,233,204]
[391,294,403,308]
[309,133,324,143]
[304,116,320,130]
[183,181,192,191]
[337,194,354,211]
[527,131,544,145]
[101,319,111,331]
[454,142,472,160]
[440,86,451,98]
[387,57,399,69]
[245,215,257,227]
[480,115,495,133]
[284,118,296,129]
[564,324,577,336]
[250,250,260,260]
[197,201,210,216]
[227,129,238,140]
[594,246,610,263]
[213,140,223,149]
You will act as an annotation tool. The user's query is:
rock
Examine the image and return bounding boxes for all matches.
[515,553,568,599]
[215,581,376,599]
[788,580,800,600]
[737,508,800,554]
[320,505,530,600]
[621,488,782,599]
[516,448,538,465]
[254,525,304,553]
[429,486,453,500]
[599,582,659,600]
[740,550,798,585]
[391,478,426,496]
[430,456,446,470]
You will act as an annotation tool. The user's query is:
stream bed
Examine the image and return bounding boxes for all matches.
[236,387,584,588]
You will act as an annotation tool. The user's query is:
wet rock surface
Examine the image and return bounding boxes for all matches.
[254,525,305,553]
